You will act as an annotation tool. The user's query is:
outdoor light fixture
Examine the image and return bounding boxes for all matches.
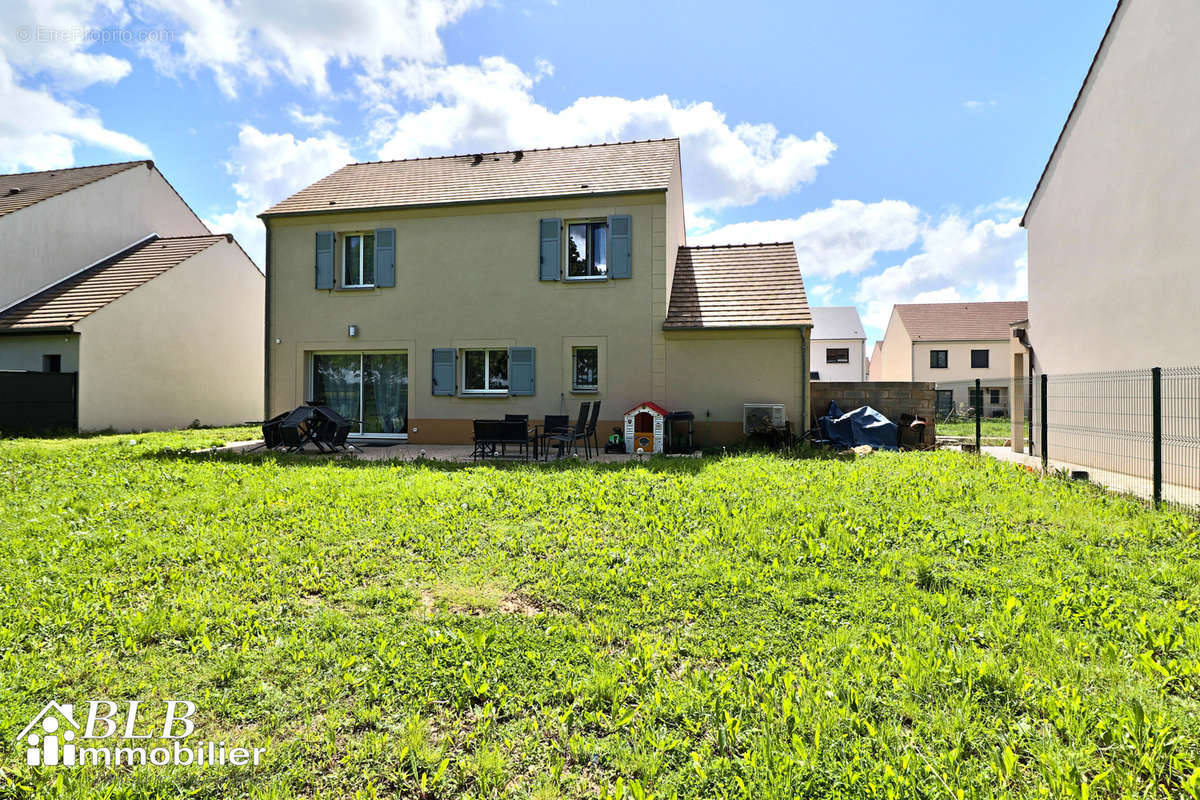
[348,324,358,338]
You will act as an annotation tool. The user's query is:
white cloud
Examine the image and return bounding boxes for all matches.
[137,0,485,96]
[287,105,335,130]
[0,0,132,90]
[856,213,1027,333]
[963,99,997,112]
[0,56,150,171]
[365,57,836,213]
[693,199,920,278]
[204,125,354,268]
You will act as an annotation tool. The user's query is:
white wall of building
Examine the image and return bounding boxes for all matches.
[0,334,80,372]
[1025,0,1200,373]
[0,165,209,310]
[76,240,263,431]
[811,338,865,381]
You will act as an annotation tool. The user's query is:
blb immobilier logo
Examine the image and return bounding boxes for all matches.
[16,700,264,768]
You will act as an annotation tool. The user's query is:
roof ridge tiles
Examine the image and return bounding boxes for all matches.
[347,138,681,166]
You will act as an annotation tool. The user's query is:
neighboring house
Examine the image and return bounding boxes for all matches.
[1021,0,1200,375]
[808,306,866,381]
[874,301,1028,417]
[260,139,812,445]
[0,161,264,432]
[867,341,883,381]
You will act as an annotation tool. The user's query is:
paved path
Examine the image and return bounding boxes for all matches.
[982,446,1196,506]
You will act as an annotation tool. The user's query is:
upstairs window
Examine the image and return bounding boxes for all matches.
[42,354,61,373]
[463,348,509,393]
[343,233,375,287]
[826,347,850,364]
[971,349,990,369]
[930,350,948,369]
[566,222,607,279]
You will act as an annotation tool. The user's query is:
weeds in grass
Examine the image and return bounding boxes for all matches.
[0,427,1198,798]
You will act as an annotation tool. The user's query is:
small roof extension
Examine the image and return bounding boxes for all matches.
[260,139,680,218]
[664,243,811,330]
[0,234,231,331]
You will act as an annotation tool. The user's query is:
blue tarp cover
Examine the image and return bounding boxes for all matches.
[817,402,898,451]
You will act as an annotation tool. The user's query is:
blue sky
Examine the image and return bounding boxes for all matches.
[0,0,1115,342]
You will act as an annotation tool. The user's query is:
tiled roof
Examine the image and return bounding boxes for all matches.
[810,306,865,340]
[260,139,680,217]
[893,300,1029,341]
[0,161,148,218]
[0,235,227,331]
[664,243,811,329]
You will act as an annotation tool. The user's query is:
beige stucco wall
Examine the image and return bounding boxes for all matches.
[1024,0,1200,373]
[266,193,666,442]
[665,328,808,445]
[75,239,263,431]
[911,340,1011,384]
[0,333,79,372]
[876,313,913,381]
[0,164,209,310]
[812,337,865,382]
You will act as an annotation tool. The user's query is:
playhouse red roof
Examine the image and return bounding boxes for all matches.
[625,401,668,416]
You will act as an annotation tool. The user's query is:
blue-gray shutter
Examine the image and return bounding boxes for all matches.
[608,215,631,279]
[432,348,456,395]
[315,231,334,289]
[509,347,535,396]
[539,218,561,281]
[374,228,395,287]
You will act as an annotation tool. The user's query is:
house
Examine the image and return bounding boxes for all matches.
[0,161,264,432]
[808,306,866,381]
[867,341,883,381]
[260,139,812,445]
[873,301,1028,417]
[1021,0,1200,376]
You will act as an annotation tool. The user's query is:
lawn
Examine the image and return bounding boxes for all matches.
[1,429,1198,799]
[937,417,1013,441]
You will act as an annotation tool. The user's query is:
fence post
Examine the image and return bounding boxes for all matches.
[1152,366,1162,507]
[1040,373,1048,471]
[975,378,982,452]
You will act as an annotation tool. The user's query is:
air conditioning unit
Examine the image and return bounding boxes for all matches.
[743,403,786,434]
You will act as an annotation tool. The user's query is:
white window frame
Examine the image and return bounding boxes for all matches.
[342,232,376,289]
[572,346,600,392]
[564,220,609,281]
[461,348,510,395]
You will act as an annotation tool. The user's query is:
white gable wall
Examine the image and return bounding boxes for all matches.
[1025,0,1200,373]
[0,165,209,310]
[811,337,865,381]
[75,239,263,431]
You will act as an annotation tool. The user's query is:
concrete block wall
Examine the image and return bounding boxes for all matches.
[810,381,937,441]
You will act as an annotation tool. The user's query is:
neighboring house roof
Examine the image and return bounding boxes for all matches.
[0,161,148,218]
[1022,0,1123,226]
[870,340,883,366]
[892,301,1029,341]
[0,234,229,331]
[260,139,680,217]
[664,243,811,329]
[809,306,865,340]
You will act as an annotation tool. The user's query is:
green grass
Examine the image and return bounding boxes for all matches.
[937,417,1013,440]
[1,429,1199,799]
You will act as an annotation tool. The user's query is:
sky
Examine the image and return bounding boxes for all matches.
[0,0,1116,344]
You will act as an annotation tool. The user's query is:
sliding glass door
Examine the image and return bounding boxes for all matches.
[311,352,408,438]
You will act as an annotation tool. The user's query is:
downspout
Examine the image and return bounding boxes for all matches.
[263,223,272,419]
[1014,326,1034,454]
[800,327,810,435]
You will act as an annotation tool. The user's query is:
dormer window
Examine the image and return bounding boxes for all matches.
[343,233,375,287]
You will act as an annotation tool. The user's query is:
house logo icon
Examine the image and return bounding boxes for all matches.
[17,702,81,766]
